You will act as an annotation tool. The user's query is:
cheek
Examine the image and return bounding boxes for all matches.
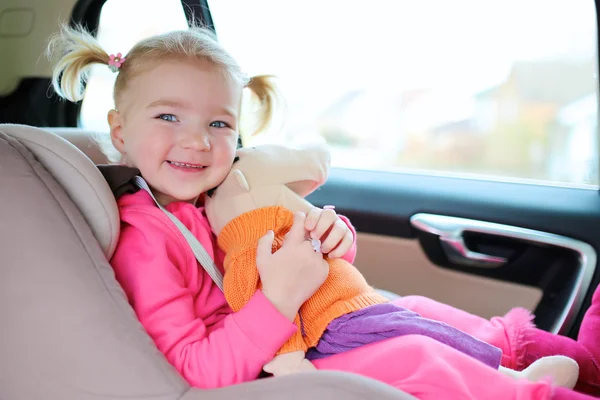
[131,130,172,158]
[213,134,238,164]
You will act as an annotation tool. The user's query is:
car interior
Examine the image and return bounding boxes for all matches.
[1,0,599,399]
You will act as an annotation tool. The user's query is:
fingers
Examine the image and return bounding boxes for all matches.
[327,230,354,259]
[309,208,338,240]
[320,218,347,253]
[305,207,321,232]
[285,211,309,244]
[256,230,275,265]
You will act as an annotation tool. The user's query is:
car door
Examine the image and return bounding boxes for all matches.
[193,0,600,338]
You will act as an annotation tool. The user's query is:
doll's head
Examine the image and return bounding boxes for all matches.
[204,143,331,236]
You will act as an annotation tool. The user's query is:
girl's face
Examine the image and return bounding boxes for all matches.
[108,59,241,205]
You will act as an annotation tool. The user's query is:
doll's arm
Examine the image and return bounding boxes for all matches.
[222,247,262,312]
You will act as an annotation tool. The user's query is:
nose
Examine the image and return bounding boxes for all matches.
[178,129,211,151]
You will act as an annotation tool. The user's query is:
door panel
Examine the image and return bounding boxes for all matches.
[411,213,595,334]
[353,233,543,320]
[307,168,600,338]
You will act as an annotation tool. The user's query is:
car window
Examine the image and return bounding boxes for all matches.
[208,0,599,187]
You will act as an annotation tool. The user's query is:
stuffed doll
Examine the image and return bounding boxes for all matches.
[203,143,580,388]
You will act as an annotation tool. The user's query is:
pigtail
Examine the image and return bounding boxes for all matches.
[47,23,110,102]
[244,75,281,136]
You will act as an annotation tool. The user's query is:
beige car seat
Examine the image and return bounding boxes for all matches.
[0,123,415,400]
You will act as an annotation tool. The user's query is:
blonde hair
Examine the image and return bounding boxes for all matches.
[47,22,279,160]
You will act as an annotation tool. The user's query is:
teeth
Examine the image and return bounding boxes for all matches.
[170,161,204,169]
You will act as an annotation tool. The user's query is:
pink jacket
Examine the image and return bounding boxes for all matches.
[110,190,586,400]
[110,189,357,389]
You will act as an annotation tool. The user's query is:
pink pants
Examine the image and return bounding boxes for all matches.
[313,334,555,400]
[310,294,600,399]
[394,294,600,396]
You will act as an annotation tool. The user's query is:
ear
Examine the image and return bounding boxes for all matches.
[285,144,331,197]
[107,109,126,154]
[232,169,250,192]
[287,180,321,197]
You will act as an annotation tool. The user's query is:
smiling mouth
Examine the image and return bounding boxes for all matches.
[167,161,206,169]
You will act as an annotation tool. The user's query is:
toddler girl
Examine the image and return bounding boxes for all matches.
[47,21,596,400]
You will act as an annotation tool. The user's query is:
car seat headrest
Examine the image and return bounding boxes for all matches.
[46,127,111,165]
[0,124,119,259]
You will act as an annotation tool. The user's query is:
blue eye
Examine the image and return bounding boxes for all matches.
[157,114,178,122]
[210,121,230,128]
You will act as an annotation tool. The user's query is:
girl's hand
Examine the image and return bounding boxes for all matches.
[257,212,329,321]
[305,206,353,258]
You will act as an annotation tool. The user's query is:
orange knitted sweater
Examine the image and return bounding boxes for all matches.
[217,206,388,355]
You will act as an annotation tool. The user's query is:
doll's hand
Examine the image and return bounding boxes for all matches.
[263,351,316,376]
[305,206,353,258]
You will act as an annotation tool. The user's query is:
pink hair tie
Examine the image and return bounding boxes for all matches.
[108,52,126,72]
[323,205,335,210]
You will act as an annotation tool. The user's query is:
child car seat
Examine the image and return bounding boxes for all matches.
[0,123,415,400]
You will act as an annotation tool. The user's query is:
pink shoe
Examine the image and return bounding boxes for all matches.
[516,286,600,396]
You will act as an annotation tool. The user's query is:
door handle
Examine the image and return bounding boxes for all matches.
[439,235,507,268]
[411,214,508,268]
[409,212,597,335]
